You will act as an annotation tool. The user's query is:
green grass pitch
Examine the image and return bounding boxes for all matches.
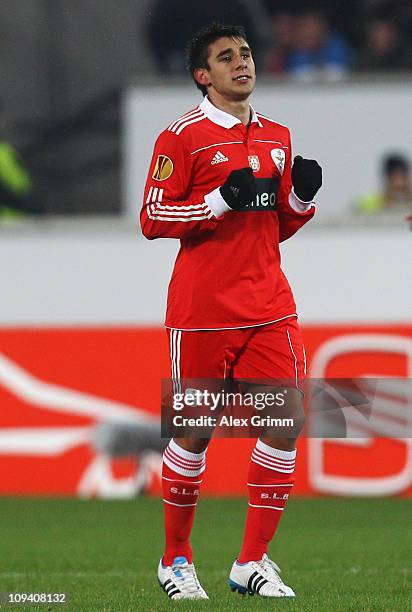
[0,497,410,611]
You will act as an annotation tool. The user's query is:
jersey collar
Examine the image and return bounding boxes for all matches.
[199,96,263,129]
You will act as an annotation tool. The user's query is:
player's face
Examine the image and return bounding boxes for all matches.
[198,37,256,102]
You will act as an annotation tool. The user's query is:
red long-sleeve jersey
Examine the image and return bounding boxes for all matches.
[141,96,315,330]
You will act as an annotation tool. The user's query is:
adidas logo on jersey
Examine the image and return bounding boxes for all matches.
[211,151,229,165]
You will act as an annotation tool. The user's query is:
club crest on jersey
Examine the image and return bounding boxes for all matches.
[248,155,260,172]
[152,155,174,181]
[270,148,286,175]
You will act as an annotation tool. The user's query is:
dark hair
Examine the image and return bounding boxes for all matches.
[185,23,248,96]
[383,154,409,177]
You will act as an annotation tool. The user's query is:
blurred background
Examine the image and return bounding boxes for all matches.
[0,0,411,500]
[0,0,411,218]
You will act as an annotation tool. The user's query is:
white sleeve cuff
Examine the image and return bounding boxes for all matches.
[204,187,231,218]
[289,190,315,213]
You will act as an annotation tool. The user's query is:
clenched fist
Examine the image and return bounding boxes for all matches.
[292,155,322,202]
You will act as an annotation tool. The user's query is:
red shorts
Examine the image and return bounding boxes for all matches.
[167,316,306,391]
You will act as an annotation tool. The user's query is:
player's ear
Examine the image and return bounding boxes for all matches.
[194,68,210,88]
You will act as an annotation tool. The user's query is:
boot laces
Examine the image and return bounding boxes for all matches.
[254,554,284,587]
[171,562,202,595]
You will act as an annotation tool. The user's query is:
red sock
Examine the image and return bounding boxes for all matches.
[162,440,206,566]
[238,440,296,563]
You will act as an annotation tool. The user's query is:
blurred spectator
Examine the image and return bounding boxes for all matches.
[263,0,362,47]
[146,0,269,74]
[286,11,349,82]
[265,11,295,75]
[356,153,412,214]
[355,6,412,71]
[0,105,42,221]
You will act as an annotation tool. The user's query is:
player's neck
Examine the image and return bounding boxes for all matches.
[207,93,252,126]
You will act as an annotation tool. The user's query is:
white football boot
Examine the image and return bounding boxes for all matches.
[158,556,209,600]
[228,553,295,597]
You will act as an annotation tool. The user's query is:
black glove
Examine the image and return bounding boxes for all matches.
[220,167,256,210]
[292,155,322,202]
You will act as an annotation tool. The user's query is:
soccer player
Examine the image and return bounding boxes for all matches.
[141,23,322,599]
